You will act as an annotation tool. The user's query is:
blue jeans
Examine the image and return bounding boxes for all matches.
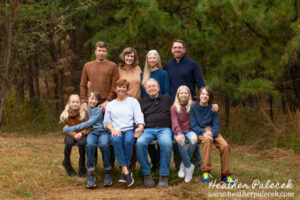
[110,130,135,167]
[174,131,200,168]
[136,128,173,176]
[86,129,111,171]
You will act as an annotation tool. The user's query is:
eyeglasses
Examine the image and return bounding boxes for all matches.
[172,46,183,50]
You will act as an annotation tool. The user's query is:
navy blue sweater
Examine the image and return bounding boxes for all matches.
[141,69,170,98]
[164,56,205,99]
[190,103,220,137]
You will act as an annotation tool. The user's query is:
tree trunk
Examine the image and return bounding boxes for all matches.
[0,0,15,125]
[290,64,300,109]
[16,65,25,103]
[269,95,274,122]
[281,95,286,113]
[34,56,40,103]
[49,37,64,114]
[27,59,35,103]
[225,95,230,128]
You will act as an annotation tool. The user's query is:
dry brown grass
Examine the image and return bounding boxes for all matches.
[0,132,299,200]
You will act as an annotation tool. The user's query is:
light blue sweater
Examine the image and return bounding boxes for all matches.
[103,97,144,132]
[63,107,105,133]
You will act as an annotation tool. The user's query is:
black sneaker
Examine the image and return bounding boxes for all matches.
[119,173,126,183]
[103,172,112,186]
[86,173,96,189]
[125,172,134,187]
[157,176,168,188]
[62,160,76,176]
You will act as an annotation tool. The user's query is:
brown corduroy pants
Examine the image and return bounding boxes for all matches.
[198,127,231,176]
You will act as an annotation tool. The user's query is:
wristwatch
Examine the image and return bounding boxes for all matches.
[106,97,111,101]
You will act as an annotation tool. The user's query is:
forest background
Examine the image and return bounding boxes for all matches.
[1,0,300,153]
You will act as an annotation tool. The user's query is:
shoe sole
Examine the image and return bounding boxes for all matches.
[145,183,155,188]
[184,178,192,183]
[127,178,134,187]
[103,182,112,187]
[86,184,96,189]
[119,180,126,183]
[178,174,185,178]
[157,184,168,188]
[221,180,235,185]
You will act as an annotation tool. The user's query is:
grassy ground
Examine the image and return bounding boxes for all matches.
[0,132,299,200]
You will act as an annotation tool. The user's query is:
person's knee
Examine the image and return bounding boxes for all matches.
[124,139,134,147]
[191,136,198,144]
[98,143,109,150]
[177,141,185,146]
[160,140,172,150]
[86,142,96,149]
[65,138,74,146]
[136,139,147,149]
[77,140,86,148]
[220,143,230,152]
[201,137,212,145]
[111,136,122,144]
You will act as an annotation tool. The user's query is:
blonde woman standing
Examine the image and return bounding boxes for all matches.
[141,50,170,98]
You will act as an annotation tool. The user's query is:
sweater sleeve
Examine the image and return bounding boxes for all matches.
[63,108,102,133]
[103,103,112,128]
[190,105,206,135]
[80,64,89,103]
[68,131,77,139]
[170,106,182,136]
[140,72,147,98]
[132,99,144,125]
[108,63,119,99]
[80,127,91,136]
[192,62,205,90]
[141,86,147,98]
[163,70,170,95]
[77,112,91,136]
[211,111,220,137]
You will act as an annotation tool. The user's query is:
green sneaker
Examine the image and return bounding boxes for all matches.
[202,172,212,183]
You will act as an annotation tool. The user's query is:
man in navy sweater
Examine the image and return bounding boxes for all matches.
[164,39,205,171]
[164,39,205,100]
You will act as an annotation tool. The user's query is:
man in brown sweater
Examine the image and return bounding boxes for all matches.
[80,41,119,110]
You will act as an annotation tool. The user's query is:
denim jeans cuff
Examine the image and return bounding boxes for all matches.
[87,167,95,172]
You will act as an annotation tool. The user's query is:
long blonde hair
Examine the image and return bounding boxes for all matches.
[59,94,87,123]
[142,50,162,87]
[173,86,193,113]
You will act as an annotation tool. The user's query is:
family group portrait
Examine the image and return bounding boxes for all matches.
[1,0,299,199]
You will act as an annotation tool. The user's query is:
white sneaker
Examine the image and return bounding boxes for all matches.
[178,162,185,178]
[184,164,195,183]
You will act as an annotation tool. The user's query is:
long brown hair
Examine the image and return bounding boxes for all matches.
[119,47,139,68]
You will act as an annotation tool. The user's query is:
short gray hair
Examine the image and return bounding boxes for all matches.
[145,78,159,88]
